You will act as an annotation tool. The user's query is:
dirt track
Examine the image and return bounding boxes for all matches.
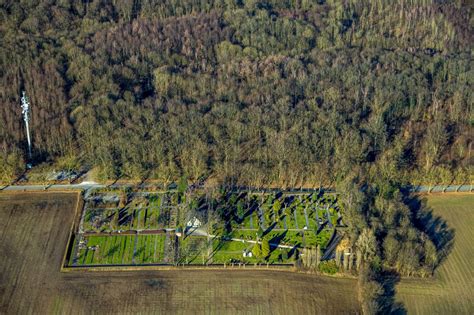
[0,192,359,314]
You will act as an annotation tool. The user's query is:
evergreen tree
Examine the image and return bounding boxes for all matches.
[261,238,271,259]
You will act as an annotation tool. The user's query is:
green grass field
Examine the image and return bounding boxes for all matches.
[73,234,167,265]
[396,194,474,314]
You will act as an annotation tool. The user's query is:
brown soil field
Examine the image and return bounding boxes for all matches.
[396,194,474,314]
[0,192,359,314]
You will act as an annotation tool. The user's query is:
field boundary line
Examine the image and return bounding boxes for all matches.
[59,264,359,282]
[61,265,294,272]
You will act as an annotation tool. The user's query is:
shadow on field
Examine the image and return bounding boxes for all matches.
[405,194,456,268]
[144,279,167,290]
[369,192,455,314]
[376,270,406,314]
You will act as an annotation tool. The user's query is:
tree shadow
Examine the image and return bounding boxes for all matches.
[135,245,145,258]
[287,245,300,259]
[206,239,226,263]
[118,209,132,226]
[108,174,123,187]
[372,191,455,313]
[246,199,259,215]
[243,206,256,220]
[263,222,277,237]
[158,211,170,226]
[404,194,456,269]
[137,170,152,188]
[376,270,407,314]
[106,244,120,257]
[10,169,28,185]
[282,195,295,208]
[144,279,167,289]
[70,169,88,184]
[316,221,328,234]
[269,230,287,251]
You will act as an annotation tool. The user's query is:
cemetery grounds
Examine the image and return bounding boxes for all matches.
[66,189,343,268]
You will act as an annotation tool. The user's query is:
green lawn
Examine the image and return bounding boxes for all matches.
[295,206,307,229]
[74,234,166,265]
[135,234,166,263]
[241,209,254,229]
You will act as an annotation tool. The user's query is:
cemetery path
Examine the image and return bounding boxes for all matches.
[189,228,295,250]
[303,207,310,228]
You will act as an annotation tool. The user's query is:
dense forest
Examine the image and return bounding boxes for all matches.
[1,0,472,186]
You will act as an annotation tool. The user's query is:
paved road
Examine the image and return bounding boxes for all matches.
[1,182,472,193]
[0,182,104,191]
[409,184,473,193]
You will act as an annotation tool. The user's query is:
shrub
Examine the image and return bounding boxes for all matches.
[318,260,338,274]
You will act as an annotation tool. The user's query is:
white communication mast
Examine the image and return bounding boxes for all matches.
[20,91,32,159]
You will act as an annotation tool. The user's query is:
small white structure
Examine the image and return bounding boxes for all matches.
[186,217,202,228]
[243,250,253,258]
